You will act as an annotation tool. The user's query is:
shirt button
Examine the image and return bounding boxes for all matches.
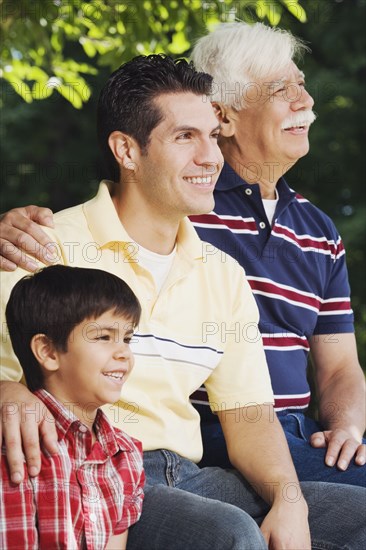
[245,188,252,196]
[79,425,88,433]
[259,221,266,229]
[89,512,97,523]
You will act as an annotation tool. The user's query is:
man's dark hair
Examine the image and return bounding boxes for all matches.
[5,265,141,391]
[97,54,213,181]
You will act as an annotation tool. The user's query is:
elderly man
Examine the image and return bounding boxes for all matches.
[188,22,365,486]
[1,54,366,550]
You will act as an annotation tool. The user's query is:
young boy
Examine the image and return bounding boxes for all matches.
[1,265,144,550]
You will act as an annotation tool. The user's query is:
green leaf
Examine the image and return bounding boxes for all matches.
[56,83,83,109]
[32,81,54,100]
[51,33,63,52]
[281,0,307,23]
[80,38,97,57]
[266,4,282,26]
[2,73,33,103]
[117,21,126,35]
[167,31,190,54]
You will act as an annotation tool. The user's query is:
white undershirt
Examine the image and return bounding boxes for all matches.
[137,243,177,294]
[262,188,279,225]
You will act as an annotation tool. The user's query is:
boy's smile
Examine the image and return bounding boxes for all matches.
[44,309,136,429]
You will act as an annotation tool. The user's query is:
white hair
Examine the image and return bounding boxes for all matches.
[192,22,309,109]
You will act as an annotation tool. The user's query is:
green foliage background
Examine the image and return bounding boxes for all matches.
[1,0,365,368]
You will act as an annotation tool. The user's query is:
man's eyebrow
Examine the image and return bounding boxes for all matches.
[265,77,286,88]
[171,124,222,134]
[266,71,306,88]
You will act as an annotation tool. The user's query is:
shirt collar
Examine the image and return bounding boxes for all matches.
[83,180,132,247]
[215,161,295,200]
[34,388,133,456]
[84,180,204,260]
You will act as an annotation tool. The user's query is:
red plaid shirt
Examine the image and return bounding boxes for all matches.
[0,390,144,549]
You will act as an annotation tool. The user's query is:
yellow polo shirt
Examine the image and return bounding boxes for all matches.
[0,182,274,461]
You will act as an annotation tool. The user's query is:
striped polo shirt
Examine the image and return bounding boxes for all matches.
[190,162,354,413]
[0,181,273,463]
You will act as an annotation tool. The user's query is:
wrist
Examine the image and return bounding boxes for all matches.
[270,481,306,508]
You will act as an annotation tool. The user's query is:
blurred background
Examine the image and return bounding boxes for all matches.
[1,0,365,371]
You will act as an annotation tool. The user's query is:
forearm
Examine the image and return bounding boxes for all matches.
[219,405,311,547]
[218,405,304,505]
[310,332,366,440]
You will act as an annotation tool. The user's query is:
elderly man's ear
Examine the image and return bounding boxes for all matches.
[212,103,237,138]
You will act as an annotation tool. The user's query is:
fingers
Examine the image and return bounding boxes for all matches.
[18,403,58,478]
[310,431,327,448]
[0,237,39,272]
[1,386,59,484]
[0,208,58,270]
[39,410,59,456]
[25,206,54,228]
[323,430,365,470]
[335,442,366,470]
[1,401,27,483]
[0,255,18,272]
[329,438,357,470]
[354,444,366,466]
[19,417,42,479]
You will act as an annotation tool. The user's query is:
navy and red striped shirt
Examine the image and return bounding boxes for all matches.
[190,162,354,413]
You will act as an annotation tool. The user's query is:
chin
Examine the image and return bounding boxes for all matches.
[287,146,310,165]
[297,140,310,157]
[195,199,215,215]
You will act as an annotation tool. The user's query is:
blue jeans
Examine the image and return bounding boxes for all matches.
[199,412,366,487]
[127,450,366,549]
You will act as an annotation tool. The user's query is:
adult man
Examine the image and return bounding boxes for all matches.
[188,22,365,486]
[1,54,365,549]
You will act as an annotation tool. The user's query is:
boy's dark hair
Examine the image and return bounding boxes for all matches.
[97,54,213,181]
[5,265,141,391]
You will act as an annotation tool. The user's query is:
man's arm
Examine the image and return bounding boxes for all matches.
[105,530,128,549]
[0,381,58,483]
[218,405,311,550]
[0,206,55,271]
[309,332,366,469]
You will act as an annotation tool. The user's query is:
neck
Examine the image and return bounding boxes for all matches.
[220,139,288,200]
[44,383,97,432]
[112,184,178,255]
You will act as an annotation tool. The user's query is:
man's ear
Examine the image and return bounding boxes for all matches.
[108,131,139,173]
[30,334,60,372]
[212,102,238,138]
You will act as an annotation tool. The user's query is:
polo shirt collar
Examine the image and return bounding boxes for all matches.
[176,216,206,260]
[83,180,132,247]
[84,180,204,260]
[34,388,133,456]
[215,161,296,202]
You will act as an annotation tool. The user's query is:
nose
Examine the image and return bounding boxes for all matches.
[289,84,314,111]
[194,137,223,174]
[113,342,132,362]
